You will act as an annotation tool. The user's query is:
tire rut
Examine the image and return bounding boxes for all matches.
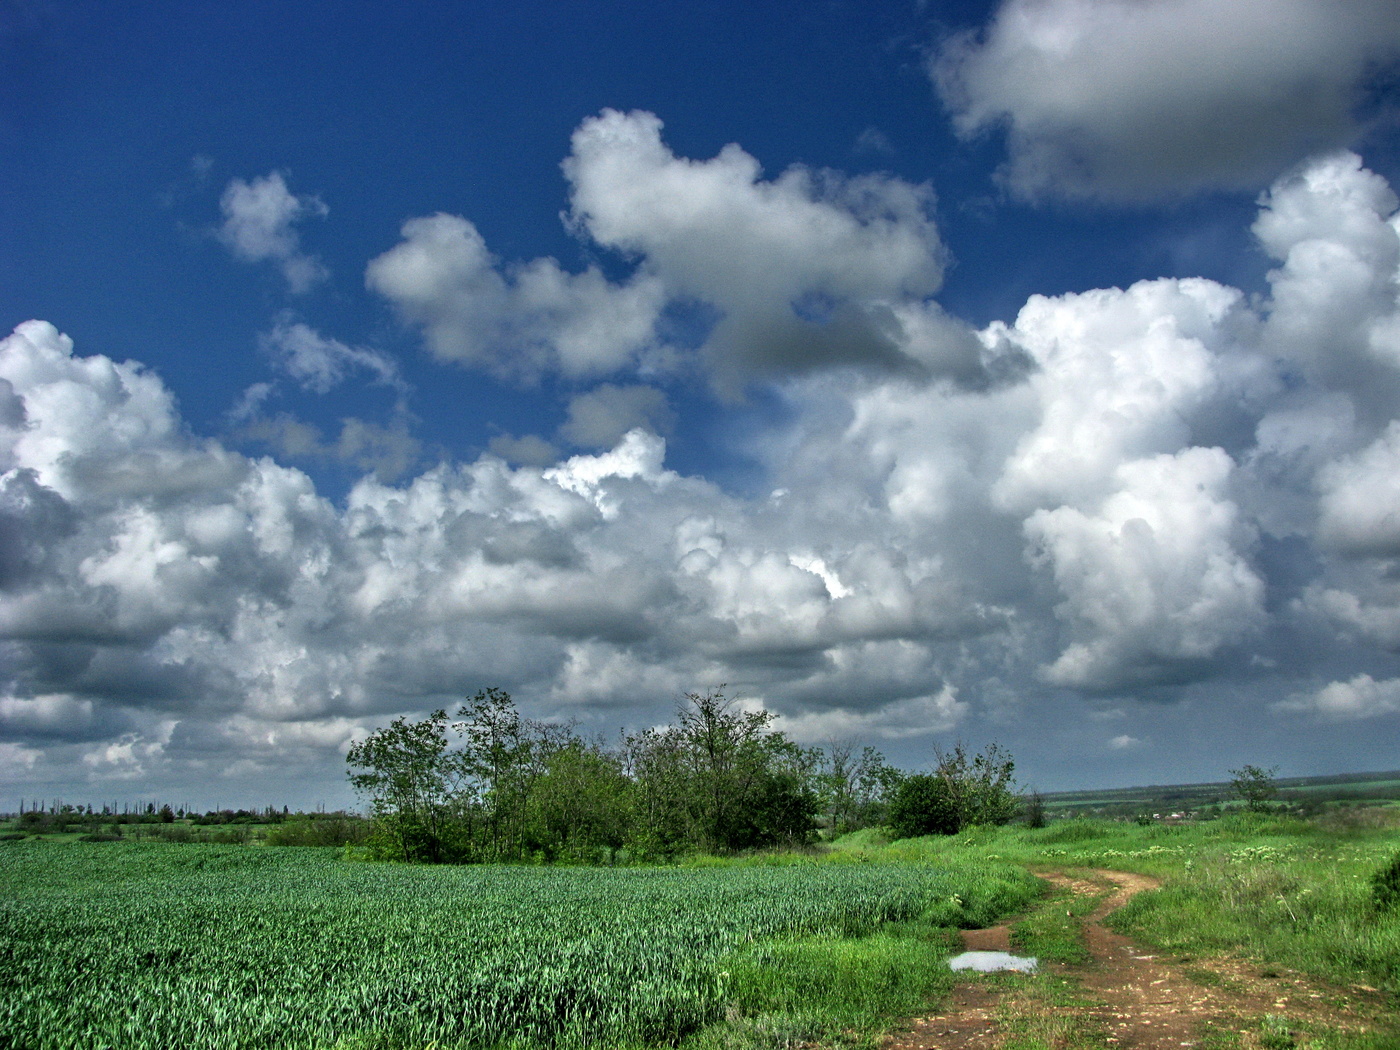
[881,867,1388,1050]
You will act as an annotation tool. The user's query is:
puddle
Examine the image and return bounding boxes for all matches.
[947,950,1038,973]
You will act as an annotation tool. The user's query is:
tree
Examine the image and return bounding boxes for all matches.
[818,741,903,835]
[1229,764,1278,812]
[625,690,817,855]
[346,709,463,862]
[1022,790,1047,829]
[887,742,1017,839]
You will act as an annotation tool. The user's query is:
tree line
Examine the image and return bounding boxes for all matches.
[346,688,1019,863]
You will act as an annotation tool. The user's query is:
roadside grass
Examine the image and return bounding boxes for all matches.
[682,855,1042,1049]
[831,810,1400,996]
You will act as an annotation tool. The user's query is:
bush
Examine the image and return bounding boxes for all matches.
[888,775,961,838]
[1372,850,1400,912]
[887,743,1017,839]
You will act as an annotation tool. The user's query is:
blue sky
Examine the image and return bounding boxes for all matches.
[4,0,1400,809]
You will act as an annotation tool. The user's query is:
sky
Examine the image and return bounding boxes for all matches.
[4,0,1400,811]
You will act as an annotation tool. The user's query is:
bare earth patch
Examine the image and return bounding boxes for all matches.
[883,868,1395,1050]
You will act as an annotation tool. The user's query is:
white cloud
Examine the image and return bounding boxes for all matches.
[218,172,328,293]
[366,213,666,381]
[260,320,403,394]
[565,109,948,391]
[15,149,1400,798]
[934,0,1400,201]
[1255,152,1400,403]
[993,278,1238,512]
[1025,447,1264,689]
[1317,421,1400,556]
[1280,674,1400,720]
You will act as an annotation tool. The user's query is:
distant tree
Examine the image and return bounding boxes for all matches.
[1022,790,1047,829]
[1229,764,1279,812]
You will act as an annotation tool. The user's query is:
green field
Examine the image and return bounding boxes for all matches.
[5,806,1400,1050]
[0,842,1035,1050]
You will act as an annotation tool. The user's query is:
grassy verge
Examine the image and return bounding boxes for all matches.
[831,811,1400,996]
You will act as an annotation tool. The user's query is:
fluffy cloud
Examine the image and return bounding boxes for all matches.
[366,212,666,381]
[1317,422,1400,555]
[370,111,1002,395]
[1280,674,1400,720]
[565,110,950,391]
[1025,447,1264,689]
[934,0,1400,201]
[11,150,1400,800]
[218,172,328,292]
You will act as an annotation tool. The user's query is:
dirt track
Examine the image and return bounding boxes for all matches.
[882,868,1390,1050]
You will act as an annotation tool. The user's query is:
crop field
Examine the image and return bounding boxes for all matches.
[0,842,1035,1050]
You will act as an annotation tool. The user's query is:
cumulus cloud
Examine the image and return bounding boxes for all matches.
[1279,674,1400,719]
[366,213,666,381]
[218,172,328,292]
[1025,447,1264,689]
[560,384,676,449]
[1316,421,1400,555]
[565,109,949,391]
[370,111,1006,395]
[934,0,1400,201]
[13,149,1400,800]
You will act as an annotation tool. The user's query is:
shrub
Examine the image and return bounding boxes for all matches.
[888,775,961,838]
[1372,850,1400,912]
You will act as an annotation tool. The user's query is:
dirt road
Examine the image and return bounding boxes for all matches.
[883,868,1391,1050]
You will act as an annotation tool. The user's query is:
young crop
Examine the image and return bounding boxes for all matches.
[0,841,1029,1049]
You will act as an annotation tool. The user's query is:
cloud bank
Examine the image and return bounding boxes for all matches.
[6,132,1400,802]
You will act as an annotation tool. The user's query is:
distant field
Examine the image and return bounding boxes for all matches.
[1038,769,1400,818]
[0,842,1035,1050]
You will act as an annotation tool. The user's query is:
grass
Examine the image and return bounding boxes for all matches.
[5,807,1399,1049]
[831,810,1400,996]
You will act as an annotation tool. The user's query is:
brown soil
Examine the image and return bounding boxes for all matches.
[882,868,1393,1050]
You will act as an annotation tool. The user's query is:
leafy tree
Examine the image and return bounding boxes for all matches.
[346,709,463,862]
[524,739,634,861]
[1229,764,1279,812]
[818,741,904,835]
[888,774,961,837]
[887,742,1017,838]
[625,690,817,855]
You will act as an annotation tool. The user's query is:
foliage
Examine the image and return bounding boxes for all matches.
[0,840,1036,1050]
[1373,849,1400,912]
[887,742,1018,838]
[1022,790,1047,829]
[816,741,904,835]
[348,688,820,862]
[1229,764,1280,812]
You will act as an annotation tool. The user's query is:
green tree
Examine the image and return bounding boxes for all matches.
[818,741,903,835]
[1229,764,1279,812]
[346,709,463,862]
[887,742,1017,838]
[625,690,817,854]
